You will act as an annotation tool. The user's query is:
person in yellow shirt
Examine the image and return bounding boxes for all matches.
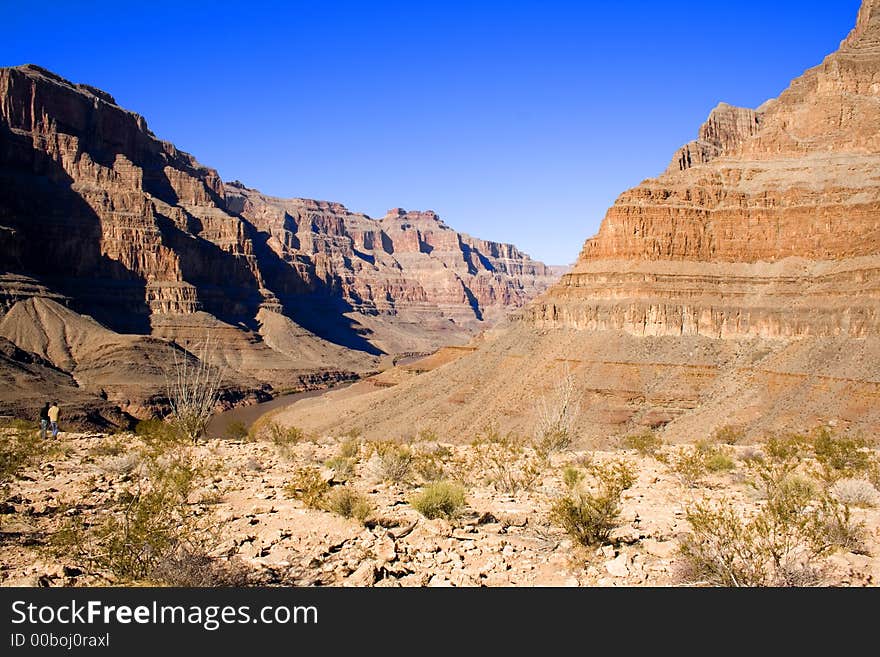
[47,401,60,438]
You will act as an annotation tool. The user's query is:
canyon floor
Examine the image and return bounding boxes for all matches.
[1,416,878,588]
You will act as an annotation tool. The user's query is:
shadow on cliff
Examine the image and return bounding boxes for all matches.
[0,122,151,333]
[247,225,384,356]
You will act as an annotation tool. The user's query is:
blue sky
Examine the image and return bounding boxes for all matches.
[1,1,863,265]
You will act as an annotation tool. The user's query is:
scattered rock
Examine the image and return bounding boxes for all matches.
[605,553,629,578]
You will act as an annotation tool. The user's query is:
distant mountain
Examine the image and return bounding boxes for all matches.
[0,64,557,424]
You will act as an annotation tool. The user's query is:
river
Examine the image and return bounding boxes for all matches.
[205,352,432,438]
[206,382,355,438]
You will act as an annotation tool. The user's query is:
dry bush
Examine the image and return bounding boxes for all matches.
[325,456,357,481]
[338,437,360,459]
[248,418,304,446]
[829,478,879,508]
[148,549,251,587]
[364,442,415,484]
[671,442,736,486]
[679,466,866,587]
[670,447,708,487]
[164,339,224,443]
[409,481,466,519]
[284,467,330,509]
[704,447,735,473]
[88,438,126,458]
[534,368,581,454]
[468,429,548,495]
[324,486,374,524]
[549,458,636,547]
[710,425,746,445]
[620,430,663,456]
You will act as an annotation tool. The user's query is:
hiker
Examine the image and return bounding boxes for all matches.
[39,401,51,439]
[47,401,60,438]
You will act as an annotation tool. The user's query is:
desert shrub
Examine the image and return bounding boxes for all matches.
[325,456,357,481]
[88,438,126,457]
[249,420,304,446]
[284,467,330,509]
[468,429,548,495]
[148,549,251,587]
[679,481,865,587]
[704,448,736,473]
[549,458,636,546]
[829,478,879,507]
[671,447,708,487]
[811,429,870,481]
[414,453,446,483]
[869,456,880,490]
[416,428,439,443]
[365,442,415,484]
[52,441,209,582]
[0,428,44,485]
[811,495,867,554]
[224,421,249,441]
[0,417,36,432]
[562,466,585,489]
[620,430,663,456]
[534,369,580,455]
[338,437,360,459]
[710,425,746,445]
[765,433,810,462]
[409,481,466,519]
[163,339,224,443]
[324,486,373,524]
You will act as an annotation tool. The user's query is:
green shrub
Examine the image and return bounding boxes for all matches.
[409,481,466,519]
[621,430,663,456]
[549,458,636,546]
[324,486,373,524]
[285,467,330,509]
[705,449,735,473]
[52,441,208,582]
[0,428,43,485]
[811,429,870,481]
[562,466,585,489]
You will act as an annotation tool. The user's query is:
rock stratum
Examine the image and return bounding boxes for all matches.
[0,64,556,424]
[281,1,880,444]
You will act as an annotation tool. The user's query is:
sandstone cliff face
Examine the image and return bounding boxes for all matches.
[0,64,555,420]
[526,0,880,341]
[283,1,880,443]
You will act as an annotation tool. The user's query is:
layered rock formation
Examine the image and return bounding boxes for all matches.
[281,1,880,443]
[0,64,555,423]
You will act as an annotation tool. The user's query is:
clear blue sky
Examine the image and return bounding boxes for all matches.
[1,1,863,265]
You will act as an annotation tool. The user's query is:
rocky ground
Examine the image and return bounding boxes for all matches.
[1,426,878,588]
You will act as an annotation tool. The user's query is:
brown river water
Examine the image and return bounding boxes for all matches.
[205,382,354,438]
